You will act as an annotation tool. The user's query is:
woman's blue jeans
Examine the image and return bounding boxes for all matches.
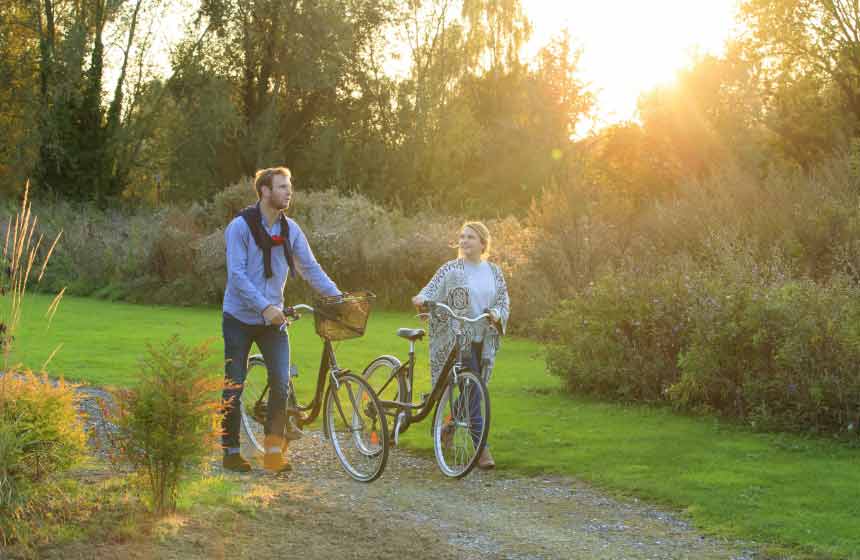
[221,312,291,451]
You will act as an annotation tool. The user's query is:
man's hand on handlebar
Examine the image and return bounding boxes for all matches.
[262,305,287,326]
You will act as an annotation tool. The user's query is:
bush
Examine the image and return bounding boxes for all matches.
[208,176,257,230]
[110,337,222,514]
[546,244,860,437]
[0,372,87,545]
[33,200,165,297]
[543,260,697,402]
[674,276,860,435]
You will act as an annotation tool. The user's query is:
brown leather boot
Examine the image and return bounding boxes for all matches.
[222,453,251,472]
[477,447,495,470]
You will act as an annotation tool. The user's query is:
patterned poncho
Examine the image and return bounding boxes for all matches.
[417,258,510,384]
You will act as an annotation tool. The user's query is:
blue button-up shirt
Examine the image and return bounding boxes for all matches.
[222,212,340,325]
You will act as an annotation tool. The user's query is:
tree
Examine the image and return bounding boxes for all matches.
[0,0,183,203]
[741,0,860,163]
[0,1,41,193]
[456,30,593,213]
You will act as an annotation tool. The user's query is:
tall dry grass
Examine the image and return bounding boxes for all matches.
[0,182,81,549]
[1,181,63,368]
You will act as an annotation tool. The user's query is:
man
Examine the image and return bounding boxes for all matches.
[221,166,340,473]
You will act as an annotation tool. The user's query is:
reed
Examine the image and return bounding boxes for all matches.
[1,181,63,368]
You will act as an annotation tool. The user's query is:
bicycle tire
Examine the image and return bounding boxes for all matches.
[361,355,407,433]
[239,354,302,455]
[239,355,268,455]
[431,369,490,478]
[323,372,389,482]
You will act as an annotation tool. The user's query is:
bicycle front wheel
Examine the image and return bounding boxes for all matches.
[432,370,490,478]
[239,354,269,455]
[324,372,389,482]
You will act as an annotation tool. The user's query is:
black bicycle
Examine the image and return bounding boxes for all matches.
[361,301,492,478]
[239,292,390,482]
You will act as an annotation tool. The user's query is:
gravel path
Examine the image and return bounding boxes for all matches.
[222,432,759,560]
[69,385,762,560]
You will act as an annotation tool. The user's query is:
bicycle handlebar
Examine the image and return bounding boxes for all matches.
[288,304,315,316]
[423,301,492,324]
[278,304,315,332]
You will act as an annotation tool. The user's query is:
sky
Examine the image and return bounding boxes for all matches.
[524,0,740,132]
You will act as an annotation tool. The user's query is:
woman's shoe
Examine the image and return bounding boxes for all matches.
[477,447,495,470]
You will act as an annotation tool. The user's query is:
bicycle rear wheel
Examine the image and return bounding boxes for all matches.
[432,370,490,478]
[362,355,407,434]
[324,372,389,482]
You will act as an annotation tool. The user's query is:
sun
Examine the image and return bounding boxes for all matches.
[523,0,739,129]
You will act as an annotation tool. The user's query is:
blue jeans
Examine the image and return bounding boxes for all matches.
[221,312,291,451]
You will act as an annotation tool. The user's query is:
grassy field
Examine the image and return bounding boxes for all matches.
[6,293,860,558]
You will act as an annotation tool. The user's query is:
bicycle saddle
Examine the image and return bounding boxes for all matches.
[396,328,425,341]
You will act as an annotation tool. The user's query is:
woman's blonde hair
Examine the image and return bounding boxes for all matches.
[459,221,491,257]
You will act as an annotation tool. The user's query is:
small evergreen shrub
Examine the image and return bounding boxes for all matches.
[110,337,222,514]
[0,372,87,545]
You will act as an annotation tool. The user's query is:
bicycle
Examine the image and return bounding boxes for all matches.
[238,291,390,483]
[361,301,492,478]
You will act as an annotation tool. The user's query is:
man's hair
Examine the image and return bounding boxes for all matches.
[461,221,492,256]
[253,167,292,200]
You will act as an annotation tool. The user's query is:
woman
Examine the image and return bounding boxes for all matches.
[412,221,510,469]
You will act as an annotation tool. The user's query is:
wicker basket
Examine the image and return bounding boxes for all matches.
[313,291,375,341]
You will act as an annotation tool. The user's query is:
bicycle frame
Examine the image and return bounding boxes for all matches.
[291,338,343,428]
[375,323,471,436]
[249,329,346,429]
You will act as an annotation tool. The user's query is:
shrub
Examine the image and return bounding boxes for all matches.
[0,372,87,545]
[208,176,257,230]
[110,337,222,515]
[513,182,631,330]
[674,276,860,435]
[33,200,164,297]
[543,260,697,402]
[546,236,860,437]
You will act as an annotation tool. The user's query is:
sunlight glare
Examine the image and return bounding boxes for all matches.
[524,0,739,130]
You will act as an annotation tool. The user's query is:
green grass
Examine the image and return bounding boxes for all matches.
[6,293,860,558]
